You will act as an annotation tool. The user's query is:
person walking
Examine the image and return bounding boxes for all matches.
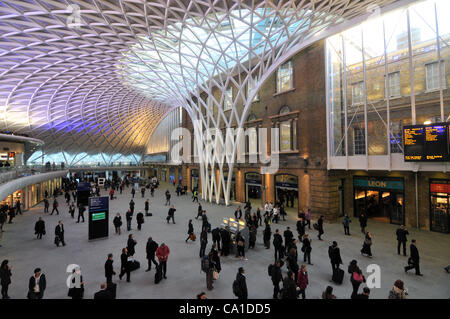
[361,231,373,258]
[388,279,408,299]
[328,241,343,274]
[220,226,231,256]
[68,202,75,218]
[15,200,22,215]
[234,267,248,300]
[236,233,247,261]
[305,208,311,230]
[297,265,309,299]
[192,189,198,203]
[131,187,135,198]
[104,253,116,285]
[296,218,305,239]
[54,221,65,247]
[145,199,150,216]
[281,270,298,299]
[211,227,221,251]
[301,234,312,265]
[113,213,122,235]
[317,215,324,240]
[322,286,337,299]
[273,229,283,261]
[348,260,365,298]
[270,260,282,299]
[145,237,159,271]
[167,205,176,224]
[27,268,46,299]
[155,243,170,279]
[0,260,12,299]
[359,212,367,234]
[141,187,145,198]
[404,239,423,276]
[129,199,135,214]
[34,217,46,239]
[7,207,15,224]
[126,209,132,231]
[199,227,208,258]
[196,203,203,219]
[50,199,59,215]
[186,219,195,243]
[283,227,294,254]
[342,214,351,235]
[127,234,137,256]
[263,224,272,249]
[136,212,144,231]
[396,225,409,256]
[256,207,262,226]
[119,248,131,282]
[76,204,85,223]
[165,190,171,206]
[43,198,49,214]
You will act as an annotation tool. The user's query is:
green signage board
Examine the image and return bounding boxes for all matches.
[92,212,106,221]
[353,177,404,191]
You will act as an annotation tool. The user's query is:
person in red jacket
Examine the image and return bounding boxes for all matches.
[297,264,309,299]
[155,243,170,279]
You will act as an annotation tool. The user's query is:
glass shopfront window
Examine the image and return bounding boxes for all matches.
[429,181,450,233]
[353,176,405,224]
[191,169,199,191]
[275,174,298,214]
[245,172,262,207]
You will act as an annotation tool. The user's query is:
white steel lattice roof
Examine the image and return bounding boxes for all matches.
[0,0,403,156]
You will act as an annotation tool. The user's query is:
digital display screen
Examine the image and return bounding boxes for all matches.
[92,212,106,221]
[404,125,424,161]
[403,123,449,162]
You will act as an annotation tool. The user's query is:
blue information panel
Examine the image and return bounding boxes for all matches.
[88,196,109,240]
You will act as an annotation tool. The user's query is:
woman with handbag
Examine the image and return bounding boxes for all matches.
[350,267,365,299]
[361,231,373,258]
[301,234,313,265]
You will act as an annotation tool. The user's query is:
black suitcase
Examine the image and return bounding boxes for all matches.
[154,264,163,284]
[129,260,140,272]
[106,282,117,299]
[332,268,344,284]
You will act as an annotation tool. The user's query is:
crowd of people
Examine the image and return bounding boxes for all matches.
[0,174,448,300]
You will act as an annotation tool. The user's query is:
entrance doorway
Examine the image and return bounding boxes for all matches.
[275,174,298,215]
[429,181,450,233]
[191,169,199,191]
[245,172,262,208]
[353,176,404,224]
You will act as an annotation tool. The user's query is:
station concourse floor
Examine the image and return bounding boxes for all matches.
[1,183,449,299]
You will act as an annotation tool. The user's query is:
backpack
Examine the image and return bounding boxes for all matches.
[232,280,241,297]
[201,255,210,273]
[268,264,274,277]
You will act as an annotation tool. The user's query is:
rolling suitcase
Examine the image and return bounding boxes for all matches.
[332,268,344,284]
[129,260,140,272]
[154,264,163,284]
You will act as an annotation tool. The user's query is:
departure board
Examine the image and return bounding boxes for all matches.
[403,125,424,161]
[424,124,448,161]
[403,123,450,162]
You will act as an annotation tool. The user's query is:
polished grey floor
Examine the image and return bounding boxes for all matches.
[1,182,449,299]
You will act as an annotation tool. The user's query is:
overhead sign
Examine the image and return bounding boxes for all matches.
[88,196,109,240]
[354,177,404,191]
[404,123,449,162]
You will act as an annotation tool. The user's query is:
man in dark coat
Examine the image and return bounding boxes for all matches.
[34,217,46,239]
[104,254,116,285]
[328,241,342,273]
[94,283,114,299]
[235,267,248,300]
[404,239,423,276]
[220,227,231,256]
[119,248,130,282]
[145,237,159,271]
[273,229,283,261]
[281,271,298,299]
[167,205,176,224]
[200,228,208,258]
[136,212,144,231]
[50,199,59,215]
[271,260,282,299]
[234,206,242,220]
[317,215,324,240]
[263,224,272,249]
[27,268,46,299]
[129,199,135,213]
[54,221,65,247]
[396,225,409,256]
[186,219,194,242]
[145,199,150,216]
[76,204,85,223]
[359,213,368,234]
[297,218,305,238]
[127,234,137,256]
[126,209,133,231]
[211,227,221,251]
[196,203,203,219]
[283,227,294,254]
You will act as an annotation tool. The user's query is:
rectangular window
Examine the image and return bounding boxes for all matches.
[390,121,403,154]
[247,127,258,154]
[351,81,364,105]
[247,75,259,102]
[426,62,446,91]
[223,88,232,111]
[387,72,401,97]
[276,61,293,93]
[280,121,291,151]
[353,127,366,155]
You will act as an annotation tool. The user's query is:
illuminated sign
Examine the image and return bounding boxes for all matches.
[403,123,449,162]
[92,212,106,221]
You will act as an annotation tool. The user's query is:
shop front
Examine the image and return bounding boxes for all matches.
[275,174,299,214]
[429,181,450,233]
[191,169,199,191]
[353,176,404,225]
[245,172,262,207]
[169,167,176,184]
